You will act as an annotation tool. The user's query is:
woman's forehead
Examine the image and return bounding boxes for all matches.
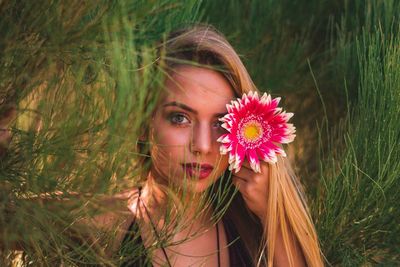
[162,65,235,109]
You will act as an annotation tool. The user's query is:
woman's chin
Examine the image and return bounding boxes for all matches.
[168,175,217,193]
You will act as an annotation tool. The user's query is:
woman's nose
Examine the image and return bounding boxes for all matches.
[190,122,212,155]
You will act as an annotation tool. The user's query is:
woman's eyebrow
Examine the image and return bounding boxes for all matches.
[163,101,197,114]
[163,101,227,117]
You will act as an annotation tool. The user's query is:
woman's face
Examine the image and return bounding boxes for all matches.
[149,65,235,192]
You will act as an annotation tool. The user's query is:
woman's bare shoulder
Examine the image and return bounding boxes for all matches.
[1,188,140,251]
[80,188,141,254]
[21,188,140,231]
[83,187,140,231]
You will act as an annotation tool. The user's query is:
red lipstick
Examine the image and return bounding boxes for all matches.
[182,163,214,179]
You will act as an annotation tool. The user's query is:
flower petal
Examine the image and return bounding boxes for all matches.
[220,143,233,154]
[271,97,281,108]
[232,146,246,173]
[247,149,261,173]
[258,143,278,163]
[217,134,231,143]
[260,93,271,105]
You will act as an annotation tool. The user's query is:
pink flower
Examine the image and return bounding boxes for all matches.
[217,91,296,173]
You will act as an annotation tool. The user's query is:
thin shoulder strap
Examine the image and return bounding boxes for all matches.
[140,188,173,267]
[122,187,143,241]
[120,187,148,267]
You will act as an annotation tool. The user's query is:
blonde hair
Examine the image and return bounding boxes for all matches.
[157,25,324,267]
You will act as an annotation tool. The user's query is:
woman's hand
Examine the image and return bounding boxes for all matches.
[231,161,269,225]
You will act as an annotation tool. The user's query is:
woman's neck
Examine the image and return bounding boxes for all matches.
[142,173,215,230]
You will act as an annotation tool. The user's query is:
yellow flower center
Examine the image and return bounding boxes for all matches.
[243,122,262,141]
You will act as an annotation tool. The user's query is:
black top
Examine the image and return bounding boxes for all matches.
[119,215,254,267]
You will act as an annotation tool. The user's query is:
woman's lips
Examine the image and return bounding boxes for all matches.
[182,163,214,179]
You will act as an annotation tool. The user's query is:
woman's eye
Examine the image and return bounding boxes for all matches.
[168,113,190,125]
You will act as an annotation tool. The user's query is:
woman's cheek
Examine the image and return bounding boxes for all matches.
[153,126,190,157]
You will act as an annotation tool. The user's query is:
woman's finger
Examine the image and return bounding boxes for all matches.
[232,176,254,198]
[233,166,254,181]
[232,176,247,189]
[241,160,252,169]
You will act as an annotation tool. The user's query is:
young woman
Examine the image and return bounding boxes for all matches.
[109,25,324,267]
[1,25,323,267]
